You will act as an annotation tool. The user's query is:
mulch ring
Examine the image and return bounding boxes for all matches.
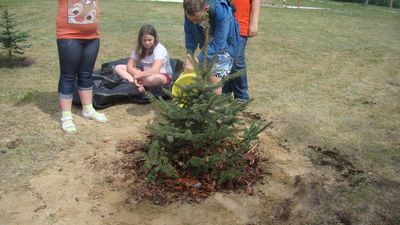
[111,138,267,205]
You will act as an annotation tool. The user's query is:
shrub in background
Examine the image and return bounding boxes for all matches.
[0,7,31,59]
[331,0,399,8]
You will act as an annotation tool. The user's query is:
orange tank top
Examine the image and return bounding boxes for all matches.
[56,0,100,39]
[233,0,251,37]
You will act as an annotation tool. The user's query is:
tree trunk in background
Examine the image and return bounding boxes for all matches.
[364,0,369,5]
[389,0,393,8]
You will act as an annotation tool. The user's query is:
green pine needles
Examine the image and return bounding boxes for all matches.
[143,58,269,185]
[0,7,31,58]
[142,13,269,185]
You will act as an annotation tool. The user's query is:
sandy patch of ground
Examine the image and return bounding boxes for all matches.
[0,101,337,225]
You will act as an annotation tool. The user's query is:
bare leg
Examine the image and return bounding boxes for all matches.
[141,74,167,88]
[60,98,73,112]
[115,64,134,82]
[209,75,222,95]
[79,89,93,105]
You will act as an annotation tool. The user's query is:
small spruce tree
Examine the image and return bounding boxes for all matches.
[0,7,31,58]
[143,12,269,185]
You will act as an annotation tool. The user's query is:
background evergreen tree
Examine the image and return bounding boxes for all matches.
[142,12,269,185]
[0,7,31,59]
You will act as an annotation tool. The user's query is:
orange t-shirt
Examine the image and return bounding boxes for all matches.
[56,0,100,39]
[233,0,251,37]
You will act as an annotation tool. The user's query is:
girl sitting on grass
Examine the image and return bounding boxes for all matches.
[114,24,173,93]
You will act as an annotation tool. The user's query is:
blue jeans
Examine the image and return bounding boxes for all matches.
[57,38,99,99]
[222,36,249,101]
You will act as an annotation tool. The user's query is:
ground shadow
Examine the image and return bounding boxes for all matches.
[125,101,158,117]
[14,90,59,121]
[0,55,34,68]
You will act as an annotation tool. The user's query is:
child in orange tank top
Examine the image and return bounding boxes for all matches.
[56,0,107,134]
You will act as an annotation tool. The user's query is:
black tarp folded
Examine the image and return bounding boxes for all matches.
[72,58,184,109]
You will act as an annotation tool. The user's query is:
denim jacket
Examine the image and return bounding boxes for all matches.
[184,0,240,63]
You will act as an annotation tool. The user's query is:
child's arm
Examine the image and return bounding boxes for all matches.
[184,58,194,72]
[126,58,140,77]
[184,17,198,56]
[249,0,260,37]
[199,2,231,61]
[133,60,164,79]
[184,16,199,72]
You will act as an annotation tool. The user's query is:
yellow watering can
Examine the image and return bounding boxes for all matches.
[171,72,197,97]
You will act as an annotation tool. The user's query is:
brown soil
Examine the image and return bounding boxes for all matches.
[0,103,347,225]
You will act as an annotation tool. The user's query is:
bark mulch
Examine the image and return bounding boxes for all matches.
[113,139,267,205]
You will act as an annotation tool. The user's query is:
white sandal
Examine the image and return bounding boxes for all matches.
[61,116,77,133]
[82,110,108,123]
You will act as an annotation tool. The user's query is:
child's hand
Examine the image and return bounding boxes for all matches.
[249,24,258,37]
[133,70,144,80]
[131,68,140,76]
[134,79,142,87]
[184,58,194,72]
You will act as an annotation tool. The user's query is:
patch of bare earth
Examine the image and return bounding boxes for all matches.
[0,104,368,225]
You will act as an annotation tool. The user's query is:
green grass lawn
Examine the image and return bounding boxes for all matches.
[0,0,399,224]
